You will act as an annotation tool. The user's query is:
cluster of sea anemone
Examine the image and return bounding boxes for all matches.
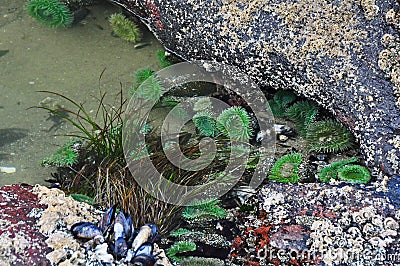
[318,157,371,184]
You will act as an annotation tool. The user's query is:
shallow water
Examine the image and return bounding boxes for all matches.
[0,0,164,186]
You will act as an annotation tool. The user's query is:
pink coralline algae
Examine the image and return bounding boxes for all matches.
[0,184,51,265]
[144,0,164,30]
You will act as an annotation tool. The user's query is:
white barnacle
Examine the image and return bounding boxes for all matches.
[338,217,351,227]
[351,242,364,253]
[363,223,376,237]
[369,236,382,247]
[323,236,333,245]
[383,217,399,230]
[311,220,328,231]
[371,215,383,227]
[352,212,366,224]
[380,229,397,238]
[347,227,362,238]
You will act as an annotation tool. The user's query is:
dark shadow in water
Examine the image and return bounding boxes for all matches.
[45,110,68,132]
[0,128,28,148]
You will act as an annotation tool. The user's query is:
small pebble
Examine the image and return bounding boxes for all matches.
[279,135,288,142]
[0,166,16,173]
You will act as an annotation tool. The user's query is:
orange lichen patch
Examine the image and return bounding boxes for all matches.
[231,236,244,249]
[254,225,271,239]
[254,225,271,247]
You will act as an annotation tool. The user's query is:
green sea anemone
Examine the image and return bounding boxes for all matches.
[41,139,80,167]
[318,157,358,182]
[337,165,371,184]
[268,90,297,117]
[109,13,142,42]
[166,241,197,263]
[286,101,318,136]
[27,0,74,27]
[134,75,162,101]
[182,199,227,220]
[269,153,302,183]
[306,119,353,153]
[216,106,253,142]
[193,111,219,137]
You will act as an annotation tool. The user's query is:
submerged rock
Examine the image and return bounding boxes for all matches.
[110,0,400,178]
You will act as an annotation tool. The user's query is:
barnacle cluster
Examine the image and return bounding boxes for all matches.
[378,33,400,108]
[32,185,101,235]
[31,185,102,264]
[309,206,399,266]
[230,183,400,265]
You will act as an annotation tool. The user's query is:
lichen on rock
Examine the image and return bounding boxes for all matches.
[32,185,101,235]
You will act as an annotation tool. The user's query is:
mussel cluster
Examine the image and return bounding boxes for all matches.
[70,205,166,265]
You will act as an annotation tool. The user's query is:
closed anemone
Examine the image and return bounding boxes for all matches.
[269,153,302,183]
[306,119,353,153]
[337,165,371,184]
[216,106,253,142]
[27,0,73,27]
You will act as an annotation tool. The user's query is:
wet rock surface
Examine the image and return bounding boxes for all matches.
[229,182,400,265]
[109,0,400,178]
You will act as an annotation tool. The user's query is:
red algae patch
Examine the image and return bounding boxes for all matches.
[0,184,51,265]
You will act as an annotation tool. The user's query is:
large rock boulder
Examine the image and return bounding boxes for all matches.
[110,0,400,178]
